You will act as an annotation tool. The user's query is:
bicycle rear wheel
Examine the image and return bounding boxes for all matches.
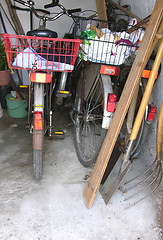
[74,63,107,167]
[33,83,44,180]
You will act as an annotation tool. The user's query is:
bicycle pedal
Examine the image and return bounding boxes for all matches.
[17,85,29,92]
[56,90,72,98]
[51,130,65,139]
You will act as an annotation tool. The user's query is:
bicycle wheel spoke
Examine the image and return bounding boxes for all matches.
[87,102,102,115]
[74,64,107,167]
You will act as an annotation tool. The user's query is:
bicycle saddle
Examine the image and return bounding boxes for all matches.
[27,25,58,38]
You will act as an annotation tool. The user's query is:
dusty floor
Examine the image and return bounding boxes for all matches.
[0,107,162,240]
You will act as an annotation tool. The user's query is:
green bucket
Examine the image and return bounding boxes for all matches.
[5,94,28,118]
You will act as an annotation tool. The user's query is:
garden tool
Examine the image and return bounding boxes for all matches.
[100,36,163,205]
[123,100,162,208]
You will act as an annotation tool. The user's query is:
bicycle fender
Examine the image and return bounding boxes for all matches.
[101,74,114,129]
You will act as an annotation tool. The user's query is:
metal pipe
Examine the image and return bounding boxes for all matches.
[56,72,68,105]
[59,72,68,90]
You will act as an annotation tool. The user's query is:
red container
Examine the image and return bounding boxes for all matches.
[2,33,82,72]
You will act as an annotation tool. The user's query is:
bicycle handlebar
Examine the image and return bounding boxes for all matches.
[14,0,30,7]
[14,0,81,22]
[11,5,50,15]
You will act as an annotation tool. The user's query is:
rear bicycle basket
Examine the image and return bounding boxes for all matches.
[2,34,82,72]
[74,18,145,66]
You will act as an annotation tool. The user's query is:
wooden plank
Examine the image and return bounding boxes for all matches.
[83,0,163,209]
[96,0,108,28]
[110,1,142,21]
[5,0,25,35]
[148,20,163,58]
[127,15,151,34]
[0,3,17,34]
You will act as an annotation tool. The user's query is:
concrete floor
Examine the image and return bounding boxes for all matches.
[0,107,162,240]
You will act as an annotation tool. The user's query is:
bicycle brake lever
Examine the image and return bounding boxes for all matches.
[44,0,59,9]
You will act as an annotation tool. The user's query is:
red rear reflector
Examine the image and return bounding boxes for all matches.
[142,69,158,79]
[19,85,28,88]
[30,73,51,83]
[146,104,157,121]
[107,93,117,112]
[100,65,119,76]
[34,112,43,130]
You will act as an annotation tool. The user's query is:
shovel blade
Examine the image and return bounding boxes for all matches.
[100,154,132,204]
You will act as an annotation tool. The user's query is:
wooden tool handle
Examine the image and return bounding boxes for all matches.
[130,37,163,141]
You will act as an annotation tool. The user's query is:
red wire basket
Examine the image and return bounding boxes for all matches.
[2,33,82,72]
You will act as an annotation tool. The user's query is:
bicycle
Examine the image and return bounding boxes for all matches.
[71,15,158,168]
[2,0,82,180]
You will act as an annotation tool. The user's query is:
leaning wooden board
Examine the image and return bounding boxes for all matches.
[83,0,163,209]
[5,0,25,35]
[96,0,108,28]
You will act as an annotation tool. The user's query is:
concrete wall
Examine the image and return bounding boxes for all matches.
[121,0,156,19]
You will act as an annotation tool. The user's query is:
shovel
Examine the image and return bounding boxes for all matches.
[100,36,163,204]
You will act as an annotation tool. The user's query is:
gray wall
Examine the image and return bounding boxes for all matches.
[121,0,156,18]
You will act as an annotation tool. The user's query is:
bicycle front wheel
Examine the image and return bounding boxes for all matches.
[74,63,107,167]
[33,83,44,180]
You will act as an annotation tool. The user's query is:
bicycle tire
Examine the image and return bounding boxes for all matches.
[74,63,107,167]
[33,149,43,180]
[33,83,44,180]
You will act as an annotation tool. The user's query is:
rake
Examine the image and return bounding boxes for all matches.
[123,100,163,208]
[123,157,162,208]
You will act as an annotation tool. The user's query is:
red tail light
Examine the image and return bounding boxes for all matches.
[146,104,157,121]
[34,112,43,130]
[107,93,117,112]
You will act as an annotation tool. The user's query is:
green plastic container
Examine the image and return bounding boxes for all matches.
[6,94,28,118]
